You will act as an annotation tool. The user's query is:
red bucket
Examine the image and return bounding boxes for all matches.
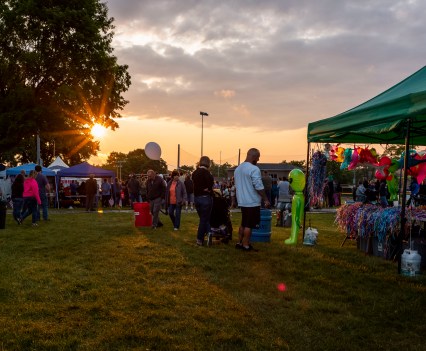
[133,202,152,227]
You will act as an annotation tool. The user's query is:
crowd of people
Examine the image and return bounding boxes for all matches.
[8,148,278,251]
[11,165,51,226]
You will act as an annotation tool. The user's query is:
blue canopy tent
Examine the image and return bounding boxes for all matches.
[57,162,115,209]
[6,163,58,207]
[6,163,56,176]
[57,162,114,178]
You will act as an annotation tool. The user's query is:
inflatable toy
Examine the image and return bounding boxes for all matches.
[285,169,305,245]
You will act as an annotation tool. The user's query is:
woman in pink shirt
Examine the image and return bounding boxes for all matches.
[19,170,41,226]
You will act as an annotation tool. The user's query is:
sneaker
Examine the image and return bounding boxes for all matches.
[17,217,22,225]
[174,228,179,231]
[32,223,38,227]
[157,222,164,228]
[151,225,157,229]
[196,240,203,246]
[235,242,243,249]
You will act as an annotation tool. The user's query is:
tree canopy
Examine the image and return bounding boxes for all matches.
[102,149,168,179]
[0,0,131,166]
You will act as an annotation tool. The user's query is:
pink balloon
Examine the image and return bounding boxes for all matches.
[348,147,360,170]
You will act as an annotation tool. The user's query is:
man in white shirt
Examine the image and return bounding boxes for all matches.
[234,148,270,251]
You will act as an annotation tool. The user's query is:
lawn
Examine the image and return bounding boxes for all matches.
[0,208,425,351]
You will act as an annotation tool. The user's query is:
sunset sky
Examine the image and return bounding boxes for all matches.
[91,0,426,169]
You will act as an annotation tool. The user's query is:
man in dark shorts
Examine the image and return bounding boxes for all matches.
[234,148,270,251]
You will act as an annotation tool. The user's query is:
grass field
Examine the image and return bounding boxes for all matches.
[0,208,425,350]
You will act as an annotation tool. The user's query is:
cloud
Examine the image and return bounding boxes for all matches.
[106,0,426,131]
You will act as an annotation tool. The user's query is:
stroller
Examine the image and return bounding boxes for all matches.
[207,191,233,246]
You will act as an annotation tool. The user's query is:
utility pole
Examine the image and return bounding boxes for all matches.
[200,111,208,156]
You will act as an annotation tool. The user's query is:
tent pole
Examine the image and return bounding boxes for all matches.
[302,142,311,240]
[397,119,411,274]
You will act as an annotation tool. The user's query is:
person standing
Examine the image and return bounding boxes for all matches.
[112,178,121,207]
[379,179,389,208]
[184,173,194,211]
[192,156,214,246]
[230,180,237,208]
[146,169,166,229]
[165,170,187,230]
[101,178,111,207]
[127,174,140,207]
[261,171,272,206]
[35,165,50,221]
[19,170,41,226]
[234,148,270,251]
[271,180,278,208]
[277,177,292,208]
[85,174,98,211]
[11,173,25,224]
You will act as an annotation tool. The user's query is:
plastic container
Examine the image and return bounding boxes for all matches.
[251,209,272,242]
[372,237,385,258]
[401,249,422,277]
[133,202,152,227]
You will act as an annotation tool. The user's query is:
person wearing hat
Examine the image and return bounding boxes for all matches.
[35,165,50,221]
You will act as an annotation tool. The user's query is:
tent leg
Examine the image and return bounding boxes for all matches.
[397,119,411,274]
[302,142,311,240]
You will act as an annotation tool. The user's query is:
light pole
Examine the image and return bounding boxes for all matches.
[200,111,208,156]
[116,160,125,180]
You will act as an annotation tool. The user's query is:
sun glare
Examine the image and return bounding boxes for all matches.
[91,123,107,139]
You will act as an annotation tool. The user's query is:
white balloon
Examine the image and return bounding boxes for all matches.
[145,142,161,160]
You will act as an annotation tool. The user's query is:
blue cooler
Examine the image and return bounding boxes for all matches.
[251,209,272,242]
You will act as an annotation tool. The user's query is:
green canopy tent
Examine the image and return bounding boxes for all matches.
[307,66,426,273]
[308,66,426,145]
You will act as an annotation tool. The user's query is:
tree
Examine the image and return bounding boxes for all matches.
[0,0,131,165]
[382,145,409,158]
[179,165,195,173]
[210,161,234,179]
[281,160,306,169]
[102,149,168,180]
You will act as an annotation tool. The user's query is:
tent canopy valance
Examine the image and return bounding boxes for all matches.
[6,163,56,177]
[57,162,114,178]
[307,66,426,145]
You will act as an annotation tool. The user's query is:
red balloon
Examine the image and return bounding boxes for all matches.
[375,169,388,180]
[378,156,392,167]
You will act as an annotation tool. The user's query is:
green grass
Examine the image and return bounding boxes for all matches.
[0,208,425,350]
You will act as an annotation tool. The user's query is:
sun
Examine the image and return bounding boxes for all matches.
[91,123,107,139]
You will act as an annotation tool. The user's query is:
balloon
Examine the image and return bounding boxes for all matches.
[348,147,360,170]
[336,147,345,162]
[378,156,391,168]
[375,169,388,180]
[324,143,331,160]
[340,148,352,170]
[359,147,377,165]
[386,173,399,201]
[145,142,162,160]
[329,145,338,161]
[388,159,400,173]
